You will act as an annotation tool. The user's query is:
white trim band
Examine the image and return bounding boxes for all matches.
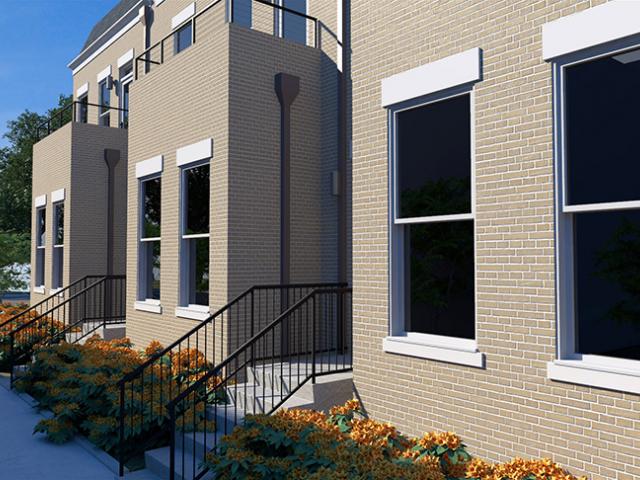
[548,360,640,395]
[51,188,65,203]
[172,3,195,29]
[117,49,135,68]
[176,138,213,167]
[76,83,89,98]
[35,194,47,208]
[381,48,482,107]
[136,155,163,178]
[175,306,210,321]
[543,1,640,60]
[134,300,162,314]
[383,336,485,368]
[97,65,112,83]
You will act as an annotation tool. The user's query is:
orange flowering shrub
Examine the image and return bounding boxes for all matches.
[206,399,587,480]
[15,336,218,467]
[0,304,66,371]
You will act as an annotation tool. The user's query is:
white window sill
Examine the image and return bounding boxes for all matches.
[49,288,63,296]
[134,300,162,314]
[383,336,485,368]
[548,360,640,395]
[175,306,210,321]
[33,286,45,294]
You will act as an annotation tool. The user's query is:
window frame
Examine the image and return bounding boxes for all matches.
[137,174,162,310]
[35,206,46,289]
[77,94,89,124]
[274,0,308,45]
[553,38,640,382]
[51,201,64,290]
[119,63,133,129]
[386,85,483,367]
[178,159,211,318]
[98,79,111,127]
[174,21,194,55]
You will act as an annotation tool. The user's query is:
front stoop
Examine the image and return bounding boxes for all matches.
[133,369,354,480]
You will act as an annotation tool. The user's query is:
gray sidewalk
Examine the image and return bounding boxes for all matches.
[0,375,118,480]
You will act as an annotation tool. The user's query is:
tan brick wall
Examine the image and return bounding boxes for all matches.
[125,5,230,350]
[350,1,639,479]
[30,123,128,304]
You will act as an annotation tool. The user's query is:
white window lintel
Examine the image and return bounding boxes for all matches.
[97,65,112,83]
[176,138,212,167]
[117,49,135,68]
[35,194,47,208]
[136,155,163,178]
[543,1,640,60]
[51,188,65,203]
[381,48,482,107]
[76,83,89,98]
[171,3,195,29]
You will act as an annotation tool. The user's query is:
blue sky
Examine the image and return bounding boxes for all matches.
[0,0,119,147]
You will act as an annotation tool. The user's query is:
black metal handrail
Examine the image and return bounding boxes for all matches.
[0,275,104,330]
[116,282,343,476]
[35,101,129,141]
[135,0,319,79]
[8,275,126,387]
[166,286,352,480]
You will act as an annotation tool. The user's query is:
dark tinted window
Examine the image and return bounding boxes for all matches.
[145,241,161,300]
[565,49,640,206]
[283,0,307,45]
[38,208,46,246]
[54,203,64,245]
[189,237,209,306]
[185,164,210,235]
[574,210,640,360]
[142,177,161,239]
[397,94,471,219]
[405,220,475,339]
[99,80,110,109]
[232,0,252,28]
[175,23,193,54]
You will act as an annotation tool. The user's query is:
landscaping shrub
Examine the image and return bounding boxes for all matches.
[0,304,66,371]
[15,336,218,466]
[206,400,587,480]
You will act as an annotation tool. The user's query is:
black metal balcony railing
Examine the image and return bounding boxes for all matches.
[135,0,319,79]
[35,101,129,141]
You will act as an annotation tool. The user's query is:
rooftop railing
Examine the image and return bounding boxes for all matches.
[35,101,129,141]
[135,0,319,79]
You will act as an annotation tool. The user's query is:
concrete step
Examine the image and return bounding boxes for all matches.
[144,445,214,480]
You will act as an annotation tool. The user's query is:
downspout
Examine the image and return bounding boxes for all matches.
[104,148,120,324]
[337,0,349,285]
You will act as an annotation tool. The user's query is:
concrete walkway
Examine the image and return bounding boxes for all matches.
[0,375,118,480]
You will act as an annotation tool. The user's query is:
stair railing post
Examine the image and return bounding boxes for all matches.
[9,332,15,388]
[250,288,255,369]
[169,403,176,480]
[118,382,125,477]
[311,293,316,384]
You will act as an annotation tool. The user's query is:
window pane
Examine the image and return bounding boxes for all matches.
[99,81,110,109]
[53,247,63,289]
[188,237,209,306]
[283,0,307,45]
[232,0,252,28]
[142,177,161,238]
[38,208,46,246]
[144,241,161,300]
[175,23,193,54]
[185,164,210,235]
[574,210,640,360]
[54,203,64,245]
[397,94,471,219]
[405,220,475,339]
[565,49,640,206]
[36,249,45,287]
